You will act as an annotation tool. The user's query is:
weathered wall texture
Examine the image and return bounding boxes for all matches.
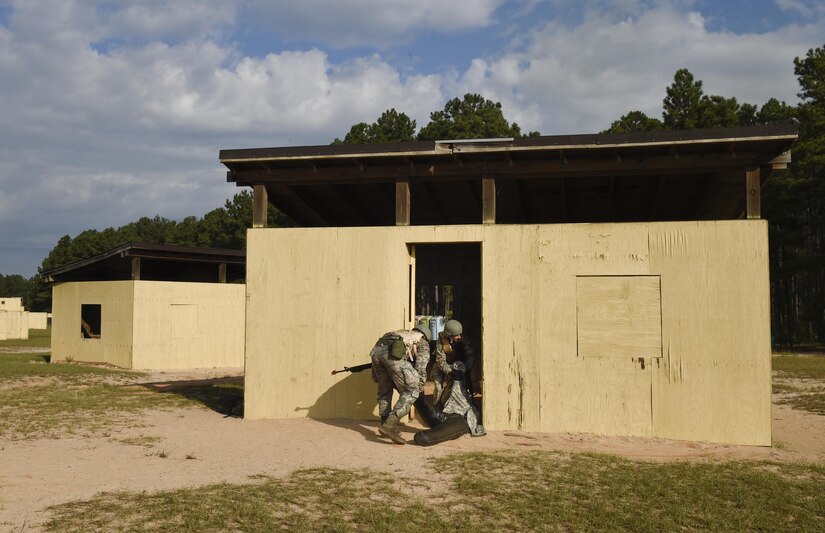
[51,281,245,370]
[244,221,771,446]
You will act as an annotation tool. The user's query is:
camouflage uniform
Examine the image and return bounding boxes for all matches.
[436,361,486,436]
[431,333,477,402]
[370,329,430,422]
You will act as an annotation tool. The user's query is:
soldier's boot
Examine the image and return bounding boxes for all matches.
[378,413,406,445]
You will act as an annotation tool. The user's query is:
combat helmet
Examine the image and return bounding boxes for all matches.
[414,326,433,341]
[443,319,463,337]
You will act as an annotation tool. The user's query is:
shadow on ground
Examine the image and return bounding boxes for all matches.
[141,376,244,417]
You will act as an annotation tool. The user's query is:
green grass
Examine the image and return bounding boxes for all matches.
[44,451,825,532]
[773,354,825,380]
[0,328,51,348]
[0,351,242,439]
[773,354,825,415]
[0,352,130,381]
[0,383,193,439]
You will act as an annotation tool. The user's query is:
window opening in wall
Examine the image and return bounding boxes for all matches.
[412,243,483,420]
[81,304,101,339]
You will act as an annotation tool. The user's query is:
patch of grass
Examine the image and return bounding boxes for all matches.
[0,352,132,382]
[773,382,803,394]
[773,354,825,415]
[777,391,825,416]
[45,468,447,532]
[116,435,162,448]
[0,328,51,348]
[433,451,825,532]
[0,352,244,438]
[773,354,825,380]
[0,383,193,439]
[44,452,825,532]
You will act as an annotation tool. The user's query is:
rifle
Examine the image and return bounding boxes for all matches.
[331,362,371,375]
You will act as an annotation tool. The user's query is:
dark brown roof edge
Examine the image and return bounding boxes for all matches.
[41,242,245,279]
[219,123,798,162]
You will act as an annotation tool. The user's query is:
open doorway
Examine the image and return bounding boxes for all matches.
[412,243,482,416]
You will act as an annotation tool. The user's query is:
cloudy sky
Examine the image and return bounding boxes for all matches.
[1,0,823,277]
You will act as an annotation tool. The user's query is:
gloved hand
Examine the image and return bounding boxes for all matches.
[450,368,464,381]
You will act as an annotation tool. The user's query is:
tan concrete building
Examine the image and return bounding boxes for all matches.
[44,243,246,370]
[220,125,797,445]
[27,312,49,330]
[0,297,29,340]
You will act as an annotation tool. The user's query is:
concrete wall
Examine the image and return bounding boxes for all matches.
[51,281,135,367]
[0,297,24,311]
[131,281,245,370]
[244,220,771,446]
[0,310,29,340]
[51,281,245,369]
[28,312,49,330]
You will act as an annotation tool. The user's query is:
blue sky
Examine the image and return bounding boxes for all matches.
[1,0,823,278]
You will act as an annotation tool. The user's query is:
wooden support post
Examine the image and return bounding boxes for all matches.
[131,257,141,281]
[218,262,227,283]
[482,175,496,224]
[396,178,410,226]
[746,167,761,219]
[253,184,268,228]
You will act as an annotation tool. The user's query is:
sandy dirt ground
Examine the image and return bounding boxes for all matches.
[1,366,824,532]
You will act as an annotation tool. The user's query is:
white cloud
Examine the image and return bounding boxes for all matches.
[1,0,824,276]
[241,0,505,48]
[451,5,825,134]
[774,0,825,18]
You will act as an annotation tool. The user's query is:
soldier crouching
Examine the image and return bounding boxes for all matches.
[370,327,431,445]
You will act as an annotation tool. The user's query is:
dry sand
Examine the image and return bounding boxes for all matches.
[1,366,824,532]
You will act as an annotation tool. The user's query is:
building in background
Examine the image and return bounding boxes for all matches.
[43,242,246,370]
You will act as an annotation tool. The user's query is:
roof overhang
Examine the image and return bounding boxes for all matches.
[220,124,797,226]
[43,242,246,283]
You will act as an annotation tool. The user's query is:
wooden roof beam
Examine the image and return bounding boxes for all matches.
[227,153,770,185]
[482,175,496,224]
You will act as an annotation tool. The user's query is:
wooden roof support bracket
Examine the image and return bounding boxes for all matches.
[482,175,496,224]
[131,256,141,281]
[396,178,410,226]
[253,184,268,228]
[746,167,761,219]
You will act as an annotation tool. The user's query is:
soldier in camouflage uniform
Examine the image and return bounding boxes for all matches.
[431,319,485,436]
[370,327,431,445]
[431,319,477,401]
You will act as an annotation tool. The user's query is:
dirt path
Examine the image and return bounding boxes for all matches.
[1,370,824,532]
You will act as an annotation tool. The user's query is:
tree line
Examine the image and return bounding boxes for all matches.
[3,46,823,347]
[603,48,824,348]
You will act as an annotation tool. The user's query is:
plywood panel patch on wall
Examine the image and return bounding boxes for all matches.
[577,275,662,359]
